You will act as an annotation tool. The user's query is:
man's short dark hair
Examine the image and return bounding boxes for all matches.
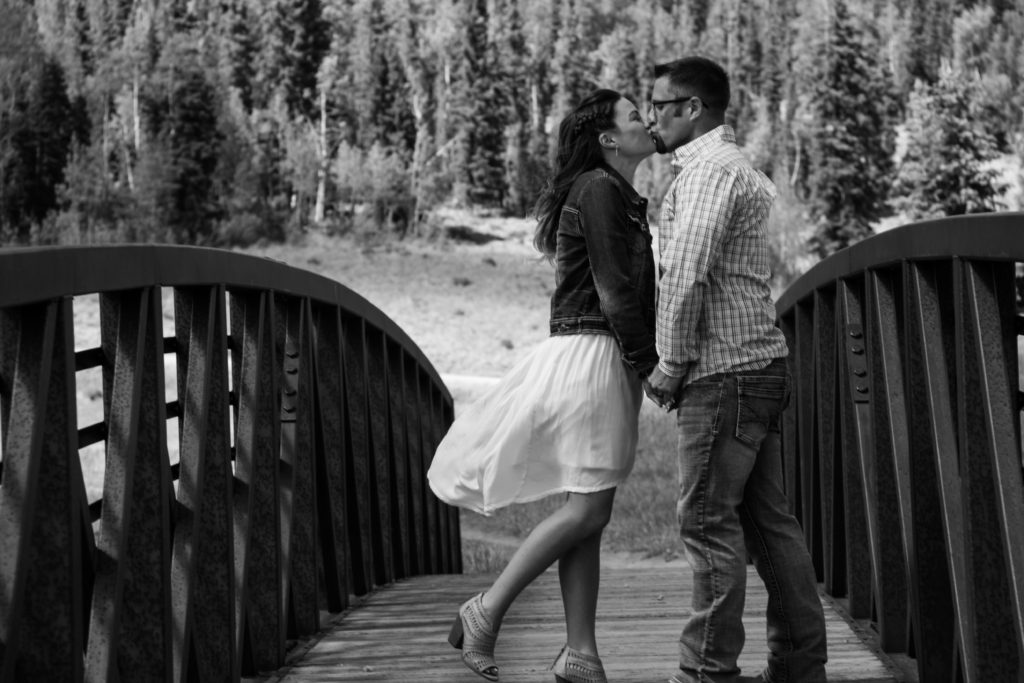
[654,57,730,112]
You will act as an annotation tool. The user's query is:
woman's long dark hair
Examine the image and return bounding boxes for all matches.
[533,89,622,258]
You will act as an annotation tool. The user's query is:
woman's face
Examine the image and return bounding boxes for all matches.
[610,97,657,160]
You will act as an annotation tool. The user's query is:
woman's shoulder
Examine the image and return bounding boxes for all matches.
[571,167,625,201]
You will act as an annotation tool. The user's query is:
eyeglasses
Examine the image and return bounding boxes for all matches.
[649,95,706,112]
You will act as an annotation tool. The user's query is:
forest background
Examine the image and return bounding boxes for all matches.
[2,0,1024,272]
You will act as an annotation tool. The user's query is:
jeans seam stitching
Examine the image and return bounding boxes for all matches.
[699,381,725,674]
[741,503,793,683]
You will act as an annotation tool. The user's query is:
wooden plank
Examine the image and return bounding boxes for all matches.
[262,565,901,683]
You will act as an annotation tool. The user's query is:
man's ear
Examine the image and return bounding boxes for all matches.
[689,99,704,121]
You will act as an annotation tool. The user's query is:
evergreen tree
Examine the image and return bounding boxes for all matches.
[257,0,329,118]
[1,57,77,240]
[448,0,508,207]
[23,58,77,228]
[0,1,76,241]
[220,0,258,111]
[141,38,223,242]
[346,0,415,150]
[905,0,956,82]
[801,0,899,258]
[493,0,535,216]
[892,64,1006,219]
[952,4,1020,149]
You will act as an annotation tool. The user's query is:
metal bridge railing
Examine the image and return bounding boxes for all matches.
[0,245,459,682]
[775,213,1024,682]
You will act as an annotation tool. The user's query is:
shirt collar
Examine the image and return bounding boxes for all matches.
[671,125,736,169]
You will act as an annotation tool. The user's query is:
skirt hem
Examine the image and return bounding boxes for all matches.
[437,480,624,518]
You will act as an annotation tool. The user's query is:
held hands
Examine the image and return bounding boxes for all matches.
[643,366,683,412]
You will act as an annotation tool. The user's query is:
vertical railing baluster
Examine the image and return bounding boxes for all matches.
[814,288,838,590]
[864,268,909,653]
[793,300,815,541]
[0,299,84,682]
[340,313,374,594]
[903,261,959,680]
[171,286,236,683]
[442,396,460,574]
[230,289,283,674]
[779,310,797,508]
[87,288,173,682]
[428,381,453,573]
[404,354,428,576]
[955,260,1024,680]
[365,325,394,586]
[386,341,412,580]
[419,367,441,574]
[312,304,351,613]
[281,297,320,636]
[836,278,874,618]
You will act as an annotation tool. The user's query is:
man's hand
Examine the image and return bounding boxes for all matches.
[644,366,683,411]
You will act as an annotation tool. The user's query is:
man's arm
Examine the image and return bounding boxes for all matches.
[651,161,738,389]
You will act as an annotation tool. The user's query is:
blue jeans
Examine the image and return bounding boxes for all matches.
[674,359,827,683]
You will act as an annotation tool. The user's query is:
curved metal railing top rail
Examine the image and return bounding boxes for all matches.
[775,213,1024,682]
[0,244,446,369]
[0,245,459,682]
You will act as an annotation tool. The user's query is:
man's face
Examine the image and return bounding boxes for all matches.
[646,76,699,154]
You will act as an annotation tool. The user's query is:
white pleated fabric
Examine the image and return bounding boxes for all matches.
[427,333,643,516]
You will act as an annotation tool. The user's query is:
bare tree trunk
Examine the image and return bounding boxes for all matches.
[315,89,327,223]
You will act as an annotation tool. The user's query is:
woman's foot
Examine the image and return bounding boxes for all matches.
[448,593,499,681]
[550,645,607,683]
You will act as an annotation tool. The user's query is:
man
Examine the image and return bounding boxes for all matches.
[643,56,828,683]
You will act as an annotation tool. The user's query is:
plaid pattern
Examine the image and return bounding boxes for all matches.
[655,125,787,383]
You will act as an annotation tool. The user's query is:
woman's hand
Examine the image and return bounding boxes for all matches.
[643,366,682,411]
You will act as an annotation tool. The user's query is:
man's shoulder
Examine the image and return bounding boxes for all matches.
[703,144,775,197]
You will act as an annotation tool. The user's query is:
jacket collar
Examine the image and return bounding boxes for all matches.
[597,162,647,207]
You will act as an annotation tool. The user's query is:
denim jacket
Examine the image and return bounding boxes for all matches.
[549,163,659,377]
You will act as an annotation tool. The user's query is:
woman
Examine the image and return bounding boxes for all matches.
[427,89,658,683]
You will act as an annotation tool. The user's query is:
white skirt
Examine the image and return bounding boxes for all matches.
[427,333,643,516]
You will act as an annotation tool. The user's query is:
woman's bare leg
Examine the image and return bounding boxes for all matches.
[479,488,616,635]
[559,525,604,655]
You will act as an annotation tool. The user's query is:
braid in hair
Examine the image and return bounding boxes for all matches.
[533,89,622,259]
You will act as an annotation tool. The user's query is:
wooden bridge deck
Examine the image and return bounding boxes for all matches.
[261,563,904,683]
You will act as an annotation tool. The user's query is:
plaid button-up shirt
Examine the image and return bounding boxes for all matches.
[655,125,787,384]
